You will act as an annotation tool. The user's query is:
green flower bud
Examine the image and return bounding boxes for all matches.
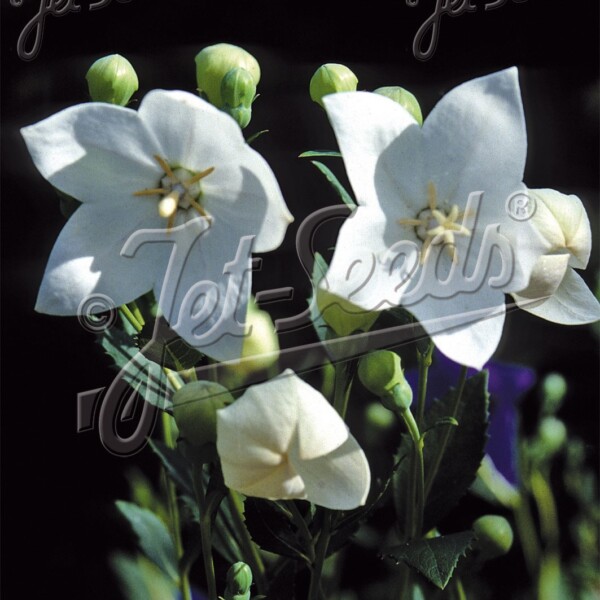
[172,381,233,447]
[195,43,260,109]
[537,416,567,457]
[365,402,396,431]
[358,350,413,411]
[220,67,257,128]
[224,561,252,600]
[473,515,514,560]
[542,372,567,414]
[373,86,423,126]
[310,63,358,108]
[85,54,138,106]
[317,288,378,337]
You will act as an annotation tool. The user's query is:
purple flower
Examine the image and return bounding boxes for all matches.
[406,351,536,486]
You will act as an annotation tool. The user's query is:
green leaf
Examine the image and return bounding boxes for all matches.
[298,150,342,158]
[148,439,195,497]
[243,498,306,560]
[393,372,490,534]
[110,552,178,600]
[115,501,179,583]
[384,531,475,589]
[308,160,356,208]
[246,129,269,144]
[100,325,173,410]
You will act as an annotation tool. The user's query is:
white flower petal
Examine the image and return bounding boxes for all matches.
[138,90,292,252]
[528,188,592,268]
[321,206,409,311]
[153,219,251,362]
[293,435,371,510]
[323,91,421,208]
[216,371,302,457]
[512,253,571,301]
[21,102,162,206]
[216,370,371,507]
[35,202,166,314]
[512,268,600,324]
[421,68,526,209]
[222,460,306,501]
[410,287,507,370]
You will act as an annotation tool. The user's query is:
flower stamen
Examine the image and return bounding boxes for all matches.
[133,155,215,231]
[397,181,472,264]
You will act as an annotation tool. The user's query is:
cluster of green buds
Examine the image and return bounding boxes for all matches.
[86,54,138,106]
[308,62,423,126]
[358,349,413,413]
[195,43,260,128]
[224,562,253,600]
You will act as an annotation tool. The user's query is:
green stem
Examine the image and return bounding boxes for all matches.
[416,340,434,428]
[119,304,143,332]
[400,407,425,539]
[161,412,192,600]
[286,501,316,563]
[128,300,146,328]
[227,490,268,594]
[530,468,559,550]
[195,468,218,600]
[454,577,467,600]
[424,366,468,498]
[332,360,355,418]
[200,513,218,600]
[308,510,333,600]
[512,493,541,578]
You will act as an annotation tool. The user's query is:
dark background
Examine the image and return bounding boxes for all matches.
[2,1,598,598]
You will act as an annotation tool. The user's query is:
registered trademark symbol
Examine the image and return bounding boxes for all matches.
[506,191,536,221]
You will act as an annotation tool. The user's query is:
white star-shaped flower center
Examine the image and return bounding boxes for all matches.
[398,182,472,264]
[134,154,214,230]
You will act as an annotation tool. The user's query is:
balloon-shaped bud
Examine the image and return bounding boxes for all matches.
[310,63,358,108]
[373,86,423,126]
[172,381,233,447]
[221,299,280,385]
[537,416,567,457]
[541,372,567,414]
[358,350,413,411]
[473,515,514,560]
[195,43,260,110]
[220,67,257,128]
[85,54,138,106]
[224,561,253,600]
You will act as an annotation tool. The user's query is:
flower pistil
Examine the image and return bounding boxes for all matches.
[398,181,471,264]
[134,154,214,230]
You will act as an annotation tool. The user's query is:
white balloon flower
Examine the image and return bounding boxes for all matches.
[320,68,552,369]
[21,90,293,361]
[216,370,371,510]
[511,188,600,324]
